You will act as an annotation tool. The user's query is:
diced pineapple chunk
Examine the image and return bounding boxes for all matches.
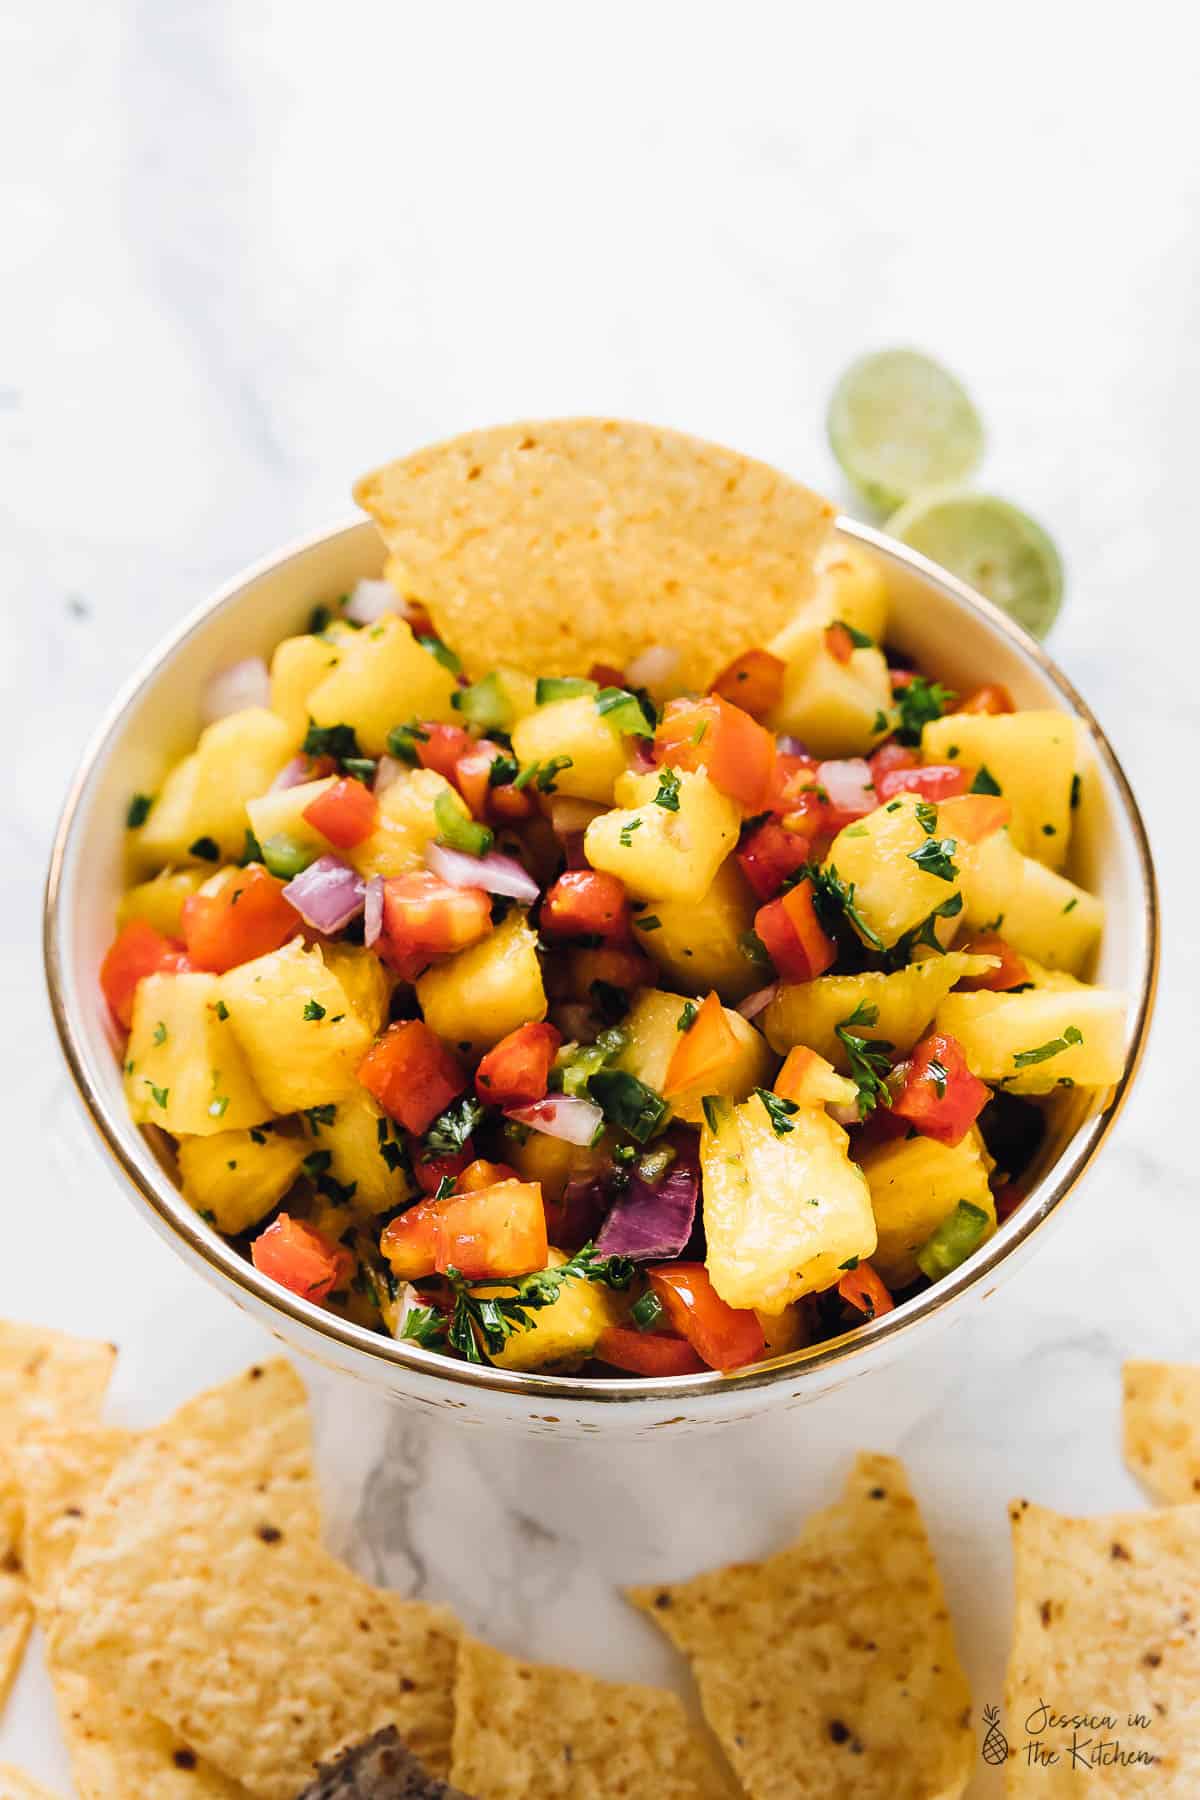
[220,940,373,1111]
[922,710,1079,868]
[765,616,892,756]
[177,1127,307,1234]
[860,1127,996,1288]
[957,828,1103,975]
[270,633,344,742]
[134,708,294,867]
[775,1045,859,1109]
[825,793,964,950]
[817,540,890,643]
[303,1087,412,1216]
[484,1249,627,1371]
[756,1302,811,1356]
[246,776,337,862]
[762,952,997,1066]
[702,1094,876,1311]
[510,695,629,803]
[506,1128,614,1204]
[321,944,394,1036]
[307,614,458,754]
[416,910,546,1053]
[125,972,272,1135]
[117,867,207,937]
[617,988,772,1124]
[934,986,1125,1095]
[349,768,465,880]
[585,769,740,905]
[639,854,761,1003]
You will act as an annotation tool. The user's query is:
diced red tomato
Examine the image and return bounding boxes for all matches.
[955,683,1015,715]
[824,622,855,665]
[654,695,777,812]
[475,1022,562,1107]
[766,750,821,814]
[456,1158,520,1193]
[381,1180,547,1281]
[568,945,655,999]
[251,1214,351,1303]
[413,1145,476,1195]
[869,742,918,784]
[647,1263,766,1372]
[663,992,738,1097]
[816,759,875,831]
[594,1326,706,1377]
[302,777,378,850]
[491,783,538,821]
[837,1261,895,1319]
[541,871,631,943]
[100,921,189,1027]
[937,794,1011,843]
[589,662,628,688]
[358,1020,466,1134]
[378,872,492,979]
[709,648,786,718]
[181,866,297,974]
[890,1031,989,1147]
[874,763,972,806]
[736,818,812,900]
[453,738,502,818]
[415,722,472,784]
[957,933,1031,992]
[754,880,837,983]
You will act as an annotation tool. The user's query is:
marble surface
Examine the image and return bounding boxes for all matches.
[2,4,1197,1792]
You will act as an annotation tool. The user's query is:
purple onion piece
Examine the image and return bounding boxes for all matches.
[775,734,810,757]
[595,1145,700,1261]
[270,754,312,792]
[364,874,385,947]
[282,855,366,934]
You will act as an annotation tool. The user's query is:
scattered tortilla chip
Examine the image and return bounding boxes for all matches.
[628,1451,973,1800]
[0,1767,63,1800]
[449,1634,731,1799]
[47,1452,457,1800]
[296,1726,470,1799]
[1123,1361,1200,1505]
[1005,1497,1200,1791]
[0,1553,30,1725]
[356,419,835,687]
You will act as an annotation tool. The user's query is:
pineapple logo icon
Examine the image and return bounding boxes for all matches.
[981,1705,1009,1766]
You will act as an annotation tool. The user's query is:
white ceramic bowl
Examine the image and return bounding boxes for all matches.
[44,517,1158,1438]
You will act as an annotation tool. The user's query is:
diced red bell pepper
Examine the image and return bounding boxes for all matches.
[454,738,503,819]
[358,1020,466,1134]
[754,880,837,983]
[869,742,918,784]
[415,721,472,784]
[663,991,738,1097]
[767,750,821,814]
[837,1261,895,1319]
[379,871,492,980]
[381,1179,547,1281]
[251,1214,351,1303]
[413,1144,477,1195]
[874,763,972,806]
[302,776,378,850]
[541,871,632,943]
[957,933,1031,992]
[100,920,189,1027]
[646,1263,766,1372]
[824,622,856,665]
[181,865,297,975]
[937,794,1012,843]
[955,683,1015,715]
[455,1158,520,1193]
[889,1031,989,1147]
[736,818,812,900]
[654,695,777,812]
[709,648,786,718]
[588,662,628,688]
[594,1325,706,1377]
[475,1021,562,1107]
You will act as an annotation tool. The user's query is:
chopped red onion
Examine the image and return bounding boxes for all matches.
[776,734,810,757]
[282,856,366,934]
[364,875,385,948]
[627,644,679,691]
[343,579,396,625]
[818,757,875,817]
[270,755,312,792]
[629,738,657,774]
[737,982,779,1020]
[425,842,539,902]
[505,1094,603,1146]
[596,1144,699,1260]
[201,656,270,724]
[373,755,408,797]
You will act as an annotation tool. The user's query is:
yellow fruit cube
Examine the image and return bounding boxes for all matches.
[617,987,772,1124]
[485,1250,627,1371]
[349,768,465,880]
[957,828,1103,975]
[125,972,272,1135]
[584,769,740,905]
[762,951,997,1066]
[321,943,394,1036]
[922,710,1079,867]
[303,1087,412,1217]
[510,695,629,803]
[702,1094,876,1311]
[860,1128,995,1288]
[639,854,761,1003]
[270,633,344,742]
[756,1303,811,1356]
[934,986,1125,1095]
[765,616,892,756]
[416,910,546,1053]
[824,793,964,950]
[817,540,889,642]
[134,708,294,867]
[506,1128,614,1204]
[177,1127,307,1234]
[246,775,337,863]
[219,940,373,1112]
[307,615,458,754]
[117,867,206,937]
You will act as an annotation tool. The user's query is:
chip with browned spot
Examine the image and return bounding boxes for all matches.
[1123,1361,1200,1505]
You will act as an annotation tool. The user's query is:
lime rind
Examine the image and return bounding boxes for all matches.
[828,348,984,515]
[886,488,1064,641]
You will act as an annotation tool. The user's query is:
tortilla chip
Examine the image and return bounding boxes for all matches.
[628,1451,973,1800]
[47,1451,457,1799]
[0,1768,63,1800]
[1005,1497,1200,1791]
[0,1575,30,1723]
[1123,1361,1200,1505]
[449,1635,731,1798]
[356,419,835,687]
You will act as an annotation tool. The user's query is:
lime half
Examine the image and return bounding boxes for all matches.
[828,349,984,514]
[887,490,1064,639]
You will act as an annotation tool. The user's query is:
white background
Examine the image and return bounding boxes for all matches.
[1,3,1197,1792]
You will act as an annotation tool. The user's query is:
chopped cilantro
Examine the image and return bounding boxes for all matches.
[888,892,963,965]
[634,914,662,932]
[152,1020,167,1045]
[970,765,1002,796]
[441,1242,635,1363]
[588,1070,669,1143]
[487,752,521,787]
[1071,773,1082,809]
[213,999,230,1021]
[424,1094,485,1158]
[871,709,890,734]
[619,818,642,848]
[755,1087,799,1137]
[837,620,875,648]
[126,792,153,829]
[738,928,771,964]
[894,677,956,745]
[654,768,681,811]
[302,721,361,763]
[188,836,220,862]
[400,1305,448,1348]
[147,1081,170,1109]
[1042,823,1056,837]
[385,719,430,763]
[907,837,959,882]
[805,864,885,952]
[302,999,327,1021]
[701,1095,727,1133]
[1013,1026,1083,1068]
[631,1290,665,1332]
[914,800,938,835]
[835,1003,893,1117]
[303,1103,337,1132]
[308,603,332,634]
[1062,897,1078,914]
[535,755,573,793]
[418,634,461,674]
[676,1001,698,1032]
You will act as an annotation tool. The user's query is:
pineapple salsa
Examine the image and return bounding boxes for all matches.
[102,544,1125,1378]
